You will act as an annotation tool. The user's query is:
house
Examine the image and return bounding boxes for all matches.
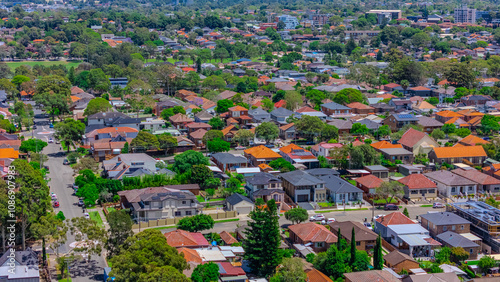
[424,170,477,197]
[248,107,271,123]
[305,269,333,282]
[219,231,238,245]
[313,142,343,158]
[226,193,254,215]
[398,164,424,176]
[245,172,282,198]
[383,114,419,131]
[420,212,471,238]
[169,113,194,130]
[270,107,294,124]
[398,174,438,200]
[397,128,439,156]
[83,127,138,146]
[437,231,480,259]
[346,102,375,115]
[402,273,460,282]
[117,187,202,221]
[186,122,212,134]
[327,119,353,134]
[194,111,213,123]
[428,146,487,166]
[435,110,464,123]
[228,105,251,126]
[321,102,353,117]
[418,116,444,133]
[371,141,403,151]
[279,123,296,140]
[365,165,389,180]
[329,221,378,252]
[296,106,328,120]
[379,148,414,164]
[387,224,440,257]
[355,174,383,194]
[279,143,319,169]
[216,262,247,281]
[221,125,239,142]
[374,212,415,240]
[253,189,286,210]
[86,111,141,132]
[0,250,40,282]
[175,136,196,152]
[103,153,158,179]
[317,174,364,204]
[280,170,327,203]
[460,95,493,106]
[288,222,337,253]
[211,153,248,172]
[244,145,282,166]
[344,270,401,282]
[165,230,210,248]
[458,135,490,147]
[384,250,419,273]
[451,167,500,193]
[155,100,180,115]
[140,119,166,134]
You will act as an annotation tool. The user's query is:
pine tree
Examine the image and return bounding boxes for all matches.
[350,227,356,265]
[243,199,282,277]
[196,57,202,73]
[68,66,75,85]
[373,234,384,270]
[121,142,129,154]
[403,207,410,218]
[336,228,342,251]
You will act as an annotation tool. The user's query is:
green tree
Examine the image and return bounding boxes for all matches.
[173,150,209,174]
[68,216,106,260]
[334,88,365,104]
[54,119,85,152]
[207,138,230,153]
[216,99,234,113]
[373,234,384,270]
[208,117,225,130]
[88,68,111,93]
[109,229,189,281]
[455,128,471,138]
[295,116,325,141]
[202,75,226,90]
[34,92,70,122]
[191,165,213,189]
[445,63,476,88]
[234,129,255,146]
[158,134,178,154]
[481,115,500,135]
[203,130,224,145]
[11,75,30,87]
[269,158,295,172]
[284,208,308,224]
[375,181,404,204]
[130,131,160,151]
[403,207,410,218]
[441,124,456,134]
[349,144,381,169]
[478,256,496,271]
[255,122,279,144]
[121,142,129,154]
[431,129,446,140]
[161,106,186,120]
[306,89,326,108]
[351,123,369,135]
[177,214,215,232]
[20,138,47,153]
[284,90,302,111]
[350,227,356,265]
[76,183,99,207]
[35,75,71,96]
[450,246,469,263]
[435,246,451,264]
[83,98,112,116]
[191,262,220,282]
[244,200,283,277]
[106,210,133,257]
[376,125,391,138]
[320,124,339,142]
[270,257,307,282]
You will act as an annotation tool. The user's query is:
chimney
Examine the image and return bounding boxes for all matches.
[118,157,121,161]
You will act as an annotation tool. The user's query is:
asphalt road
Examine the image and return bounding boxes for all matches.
[26,106,106,281]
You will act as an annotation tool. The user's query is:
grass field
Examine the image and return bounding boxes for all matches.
[89,211,103,227]
[6,60,81,70]
[196,195,224,202]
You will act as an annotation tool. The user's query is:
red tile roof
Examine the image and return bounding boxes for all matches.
[376,212,414,227]
[274,99,286,108]
[398,174,437,189]
[451,168,500,185]
[178,247,202,263]
[356,175,383,188]
[288,222,337,243]
[306,269,333,282]
[397,128,426,148]
[165,230,209,248]
[459,135,490,146]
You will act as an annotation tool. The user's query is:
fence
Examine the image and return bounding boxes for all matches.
[381,238,397,253]
[132,211,238,229]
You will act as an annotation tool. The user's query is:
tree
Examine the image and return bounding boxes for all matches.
[271,258,307,282]
[105,210,134,258]
[161,106,185,120]
[403,207,410,218]
[31,213,67,264]
[0,78,16,99]
[441,124,456,134]
[255,122,279,144]
[306,89,326,108]
[389,58,425,86]
[455,128,471,138]
[273,90,286,103]
[375,181,404,204]
[208,117,225,130]
[130,131,160,151]
[478,256,496,271]
[373,234,384,270]
[20,138,47,153]
[445,63,476,88]
[11,75,30,87]
[69,216,106,260]
[481,115,500,135]
[376,125,391,138]
[244,200,282,277]
[191,165,213,189]
[36,75,71,96]
[284,208,308,224]
[83,98,112,116]
[216,99,234,113]
[351,123,369,135]
[435,246,451,264]
[284,91,303,111]
[176,214,215,232]
[191,262,220,282]
[34,92,70,122]
[431,129,446,140]
[295,116,325,141]
[202,130,224,145]
[425,97,439,106]
[173,150,209,174]
[450,247,469,263]
[207,138,230,153]
[88,68,111,93]
[53,118,85,152]
[269,158,295,172]
[109,229,188,281]
[234,129,255,146]
[349,144,380,169]
[121,142,129,154]
[76,183,99,207]
[202,75,226,90]
[320,124,339,142]
[334,88,365,105]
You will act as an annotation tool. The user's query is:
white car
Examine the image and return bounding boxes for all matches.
[48,138,54,143]
[321,218,336,225]
[373,214,384,221]
[363,222,373,230]
[84,212,90,219]
[310,214,325,221]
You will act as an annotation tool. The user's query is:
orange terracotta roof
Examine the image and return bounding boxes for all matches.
[165,230,209,248]
[244,145,282,159]
[306,269,333,282]
[288,222,337,243]
[279,143,304,154]
[94,127,138,134]
[346,102,374,110]
[258,163,273,170]
[371,141,403,150]
[459,135,490,146]
[432,146,487,158]
[356,174,383,188]
[221,125,237,135]
[274,100,286,108]
[279,123,294,131]
[178,247,202,263]
[70,96,80,102]
[228,105,248,112]
[0,148,19,159]
[376,212,414,227]
[219,231,238,245]
[398,174,437,189]
[436,110,463,118]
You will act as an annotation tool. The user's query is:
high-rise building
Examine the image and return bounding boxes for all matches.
[454,5,477,23]
[278,15,299,30]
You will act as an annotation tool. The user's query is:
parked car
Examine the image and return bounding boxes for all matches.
[33,125,37,129]
[63,159,69,165]
[264,144,275,148]
[84,212,90,219]
[433,202,445,208]
[363,222,372,230]
[55,139,60,144]
[53,201,59,208]
[49,123,54,128]
[310,214,325,221]
[384,204,399,211]
[48,138,53,143]
[321,218,336,225]
[373,214,384,221]
[78,199,84,207]
[51,193,57,200]
[235,146,246,150]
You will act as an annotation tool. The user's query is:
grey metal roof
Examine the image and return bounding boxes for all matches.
[245,172,282,186]
[379,148,413,155]
[211,153,248,164]
[305,168,340,177]
[280,170,325,186]
[418,116,444,127]
[270,107,294,117]
[253,189,285,197]
[318,174,364,194]
[226,193,253,205]
[365,165,389,172]
[321,102,351,110]
[356,119,381,130]
[424,170,477,186]
[327,119,353,130]
[437,231,479,248]
[420,212,470,226]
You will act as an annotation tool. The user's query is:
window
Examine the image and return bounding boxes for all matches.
[461,225,464,230]
[174,211,181,216]
[185,211,192,216]
[451,187,456,193]
[470,249,473,254]
[316,242,324,247]
[443,226,447,231]
[469,186,473,191]
[356,242,361,246]
[182,201,186,205]
[452,225,456,231]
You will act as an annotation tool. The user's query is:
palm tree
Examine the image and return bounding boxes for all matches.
[400,80,410,95]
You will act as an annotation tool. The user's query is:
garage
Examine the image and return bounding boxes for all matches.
[226,193,255,215]
[297,195,309,202]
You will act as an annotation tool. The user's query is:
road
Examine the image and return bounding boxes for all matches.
[26,105,106,281]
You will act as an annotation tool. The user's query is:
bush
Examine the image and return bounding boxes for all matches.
[67,152,79,164]
[306,253,315,263]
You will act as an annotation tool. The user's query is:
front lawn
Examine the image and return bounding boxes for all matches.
[373,198,398,205]
[318,202,335,208]
[196,195,224,202]
[89,211,103,227]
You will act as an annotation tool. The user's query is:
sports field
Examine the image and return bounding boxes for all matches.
[5,60,81,70]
